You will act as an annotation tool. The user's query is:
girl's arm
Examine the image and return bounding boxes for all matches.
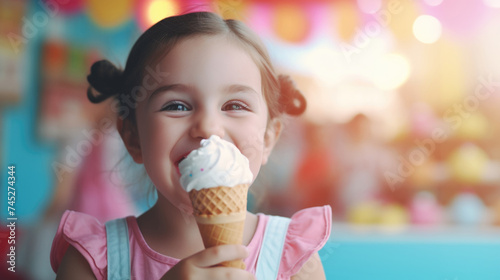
[56,245,97,280]
[291,253,326,280]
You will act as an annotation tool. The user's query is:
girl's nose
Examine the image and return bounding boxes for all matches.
[189,110,225,140]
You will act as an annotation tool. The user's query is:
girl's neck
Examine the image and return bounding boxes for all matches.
[140,195,200,234]
[136,193,259,259]
[137,195,205,258]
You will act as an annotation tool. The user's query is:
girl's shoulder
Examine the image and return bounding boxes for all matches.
[253,205,332,278]
[50,210,109,278]
[50,210,142,279]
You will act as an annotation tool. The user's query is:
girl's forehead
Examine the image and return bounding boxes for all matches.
[153,35,261,84]
[166,35,250,59]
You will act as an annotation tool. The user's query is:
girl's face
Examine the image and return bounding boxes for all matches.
[121,35,280,211]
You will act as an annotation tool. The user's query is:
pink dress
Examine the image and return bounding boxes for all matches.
[51,206,331,279]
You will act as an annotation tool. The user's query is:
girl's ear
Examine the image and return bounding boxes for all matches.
[262,118,282,165]
[117,117,143,164]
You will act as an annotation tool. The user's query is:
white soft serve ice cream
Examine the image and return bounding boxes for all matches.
[179,135,253,192]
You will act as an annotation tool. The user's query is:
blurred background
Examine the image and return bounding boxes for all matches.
[1,0,500,279]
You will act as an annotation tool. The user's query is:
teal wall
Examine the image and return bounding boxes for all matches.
[320,239,500,280]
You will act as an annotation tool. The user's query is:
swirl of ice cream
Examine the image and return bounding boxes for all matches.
[179,135,253,192]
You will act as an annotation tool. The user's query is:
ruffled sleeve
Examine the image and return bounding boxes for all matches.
[279,205,332,278]
[50,210,108,279]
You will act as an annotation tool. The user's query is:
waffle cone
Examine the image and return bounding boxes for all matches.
[189,184,249,269]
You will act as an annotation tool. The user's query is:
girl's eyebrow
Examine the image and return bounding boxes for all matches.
[148,83,259,102]
[149,84,195,101]
[224,84,259,95]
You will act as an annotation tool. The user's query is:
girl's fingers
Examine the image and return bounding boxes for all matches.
[190,244,249,268]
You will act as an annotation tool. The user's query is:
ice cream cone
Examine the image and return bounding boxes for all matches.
[189,184,249,269]
[179,136,253,269]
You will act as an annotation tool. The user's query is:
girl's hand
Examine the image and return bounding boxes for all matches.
[161,244,255,280]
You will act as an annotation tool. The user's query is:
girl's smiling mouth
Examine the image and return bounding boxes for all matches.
[175,153,190,175]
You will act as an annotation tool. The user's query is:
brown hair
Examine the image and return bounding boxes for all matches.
[87,12,306,122]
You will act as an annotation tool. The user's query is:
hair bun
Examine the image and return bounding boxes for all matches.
[87,60,123,103]
[278,74,306,116]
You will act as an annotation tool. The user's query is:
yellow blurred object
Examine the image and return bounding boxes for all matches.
[273,3,310,43]
[347,201,380,224]
[87,0,133,28]
[146,0,179,27]
[379,204,409,226]
[135,0,180,30]
[455,113,490,140]
[420,39,468,111]
[386,0,420,41]
[213,0,248,20]
[331,1,359,41]
[448,143,489,184]
[410,159,435,187]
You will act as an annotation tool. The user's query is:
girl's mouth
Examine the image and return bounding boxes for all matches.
[175,155,188,175]
[176,155,188,166]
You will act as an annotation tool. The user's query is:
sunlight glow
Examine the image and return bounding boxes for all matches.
[371,54,411,90]
[413,15,442,44]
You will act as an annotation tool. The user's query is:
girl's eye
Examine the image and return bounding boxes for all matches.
[161,102,191,111]
[222,101,250,111]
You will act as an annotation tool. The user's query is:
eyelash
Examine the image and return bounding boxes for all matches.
[161,101,191,112]
[160,100,251,112]
[222,101,251,111]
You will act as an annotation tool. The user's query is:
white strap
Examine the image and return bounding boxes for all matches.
[255,216,291,280]
[105,218,131,280]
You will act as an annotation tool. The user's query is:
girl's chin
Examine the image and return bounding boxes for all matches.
[172,195,194,215]
[178,204,193,215]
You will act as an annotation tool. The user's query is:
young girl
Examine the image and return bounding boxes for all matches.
[51,11,331,280]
